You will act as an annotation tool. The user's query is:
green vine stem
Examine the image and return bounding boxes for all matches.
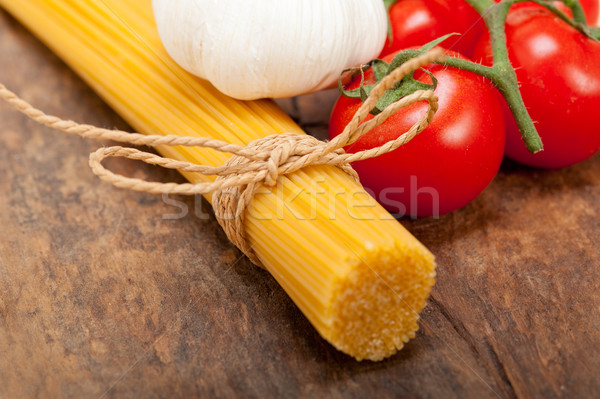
[559,0,588,23]
[443,0,544,153]
[530,0,599,39]
[383,0,397,40]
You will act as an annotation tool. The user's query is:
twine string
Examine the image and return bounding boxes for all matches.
[0,48,445,265]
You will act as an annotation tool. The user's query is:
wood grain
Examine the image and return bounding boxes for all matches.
[1,9,599,399]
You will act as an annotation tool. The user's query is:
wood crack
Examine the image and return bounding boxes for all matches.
[481,337,518,399]
[429,295,517,399]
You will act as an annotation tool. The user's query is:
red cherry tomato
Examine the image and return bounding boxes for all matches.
[493,0,598,23]
[474,6,600,168]
[502,0,572,16]
[380,0,485,58]
[329,50,505,217]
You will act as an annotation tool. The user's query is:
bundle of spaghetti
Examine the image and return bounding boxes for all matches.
[0,0,436,361]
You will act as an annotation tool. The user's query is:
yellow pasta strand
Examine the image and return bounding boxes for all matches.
[0,0,436,361]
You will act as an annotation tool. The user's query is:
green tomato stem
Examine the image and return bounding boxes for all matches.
[383,0,397,11]
[440,56,494,78]
[438,0,544,153]
[441,55,543,153]
[559,0,588,24]
[529,0,600,43]
[383,0,397,41]
[485,1,544,153]
[450,0,543,152]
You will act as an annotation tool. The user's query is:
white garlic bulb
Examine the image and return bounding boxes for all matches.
[153,0,387,100]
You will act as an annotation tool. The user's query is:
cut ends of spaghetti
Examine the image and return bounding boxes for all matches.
[326,243,436,361]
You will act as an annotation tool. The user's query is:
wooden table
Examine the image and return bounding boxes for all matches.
[1,9,599,399]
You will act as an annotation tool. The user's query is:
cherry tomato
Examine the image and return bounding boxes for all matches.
[380,0,485,58]
[329,50,505,217]
[474,6,600,168]
[500,0,572,16]
[493,0,599,24]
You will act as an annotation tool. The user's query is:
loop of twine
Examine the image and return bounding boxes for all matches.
[0,48,445,266]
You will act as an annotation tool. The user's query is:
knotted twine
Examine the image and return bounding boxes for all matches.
[0,48,445,266]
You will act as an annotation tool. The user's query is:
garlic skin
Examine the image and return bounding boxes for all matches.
[153,0,387,100]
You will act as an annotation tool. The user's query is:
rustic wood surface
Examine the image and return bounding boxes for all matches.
[1,9,600,399]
